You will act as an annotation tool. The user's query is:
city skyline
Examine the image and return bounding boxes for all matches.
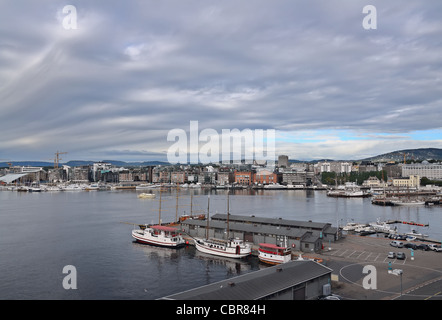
[1,1,442,162]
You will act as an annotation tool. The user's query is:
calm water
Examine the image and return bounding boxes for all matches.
[0,188,441,299]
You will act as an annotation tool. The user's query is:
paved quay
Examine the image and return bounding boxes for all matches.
[314,234,442,300]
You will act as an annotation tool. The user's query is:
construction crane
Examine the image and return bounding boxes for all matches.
[54,151,68,168]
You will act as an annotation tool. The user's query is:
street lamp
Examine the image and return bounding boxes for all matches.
[392,269,403,298]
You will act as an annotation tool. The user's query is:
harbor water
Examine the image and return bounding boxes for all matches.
[0,188,441,299]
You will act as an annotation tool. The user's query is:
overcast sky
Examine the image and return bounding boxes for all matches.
[1,0,441,162]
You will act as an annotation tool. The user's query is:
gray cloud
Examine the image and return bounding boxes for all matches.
[1,0,441,161]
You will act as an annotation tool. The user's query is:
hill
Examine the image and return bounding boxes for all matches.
[362,148,442,162]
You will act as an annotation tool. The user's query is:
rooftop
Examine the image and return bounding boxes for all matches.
[160,260,332,300]
[211,213,332,231]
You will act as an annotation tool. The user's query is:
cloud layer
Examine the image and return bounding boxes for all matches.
[1,0,441,161]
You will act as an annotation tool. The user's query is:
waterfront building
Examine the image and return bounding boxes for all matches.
[392,175,420,188]
[402,161,442,180]
[182,214,338,254]
[161,260,333,300]
[234,171,253,185]
[254,169,280,185]
[171,171,187,184]
[217,169,234,185]
[281,170,315,186]
[362,176,387,187]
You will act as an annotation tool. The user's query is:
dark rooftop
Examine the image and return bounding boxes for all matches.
[160,260,332,300]
[211,213,332,231]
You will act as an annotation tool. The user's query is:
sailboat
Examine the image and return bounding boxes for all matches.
[194,193,251,259]
[132,188,186,248]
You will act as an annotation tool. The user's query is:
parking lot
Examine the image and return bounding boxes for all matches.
[316,234,442,300]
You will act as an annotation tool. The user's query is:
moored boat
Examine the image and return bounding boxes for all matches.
[137,193,156,199]
[194,237,251,258]
[132,225,185,247]
[258,243,291,265]
[391,200,425,206]
[193,192,251,259]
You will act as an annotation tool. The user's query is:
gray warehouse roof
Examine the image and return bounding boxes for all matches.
[211,213,331,231]
[182,218,309,239]
[161,260,332,300]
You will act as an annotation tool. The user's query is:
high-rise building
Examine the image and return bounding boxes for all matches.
[278,155,289,168]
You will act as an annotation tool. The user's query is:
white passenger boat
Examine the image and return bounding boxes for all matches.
[194,237,251,258]
[258,243,291,265]
[194,193,251,259]
[132,225,185,247]
[135,184,157,190]
[370,219,395,233]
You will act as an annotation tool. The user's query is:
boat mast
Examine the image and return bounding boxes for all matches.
[190,193,193,217]
[227,189,230,239]
[158,188,162,225]
[175,184,179,223]
[206,194,210,239]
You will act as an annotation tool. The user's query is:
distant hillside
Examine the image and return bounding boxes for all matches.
[362,148,442,162]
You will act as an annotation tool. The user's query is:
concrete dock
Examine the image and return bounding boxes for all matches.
[315,234,442,300]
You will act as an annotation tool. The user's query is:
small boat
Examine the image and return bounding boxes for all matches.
[370,219,395,233]
[132,225,185,247]
[194,237,251,258]
[44,186,63,192]
[406,229,428,238]
[137,193,156,199]
[355,224,372,233]
[391,200,425,206]
[258,243,291,265]
[342,222,359,231]
[85,184,99,191]
[135,184,157,190]
[62,184,85,191]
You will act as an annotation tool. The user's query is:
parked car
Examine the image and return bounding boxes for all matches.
[404,243,417,249]
[396,252,406,260]
[388,252,396,259]
[428,244,442,252]
[390,240,404,248]
[416,244,430,251]
[318,294,343,300]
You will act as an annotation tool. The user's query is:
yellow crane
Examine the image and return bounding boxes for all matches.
[54,151,68,168]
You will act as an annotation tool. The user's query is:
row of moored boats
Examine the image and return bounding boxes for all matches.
[132,194,292,265]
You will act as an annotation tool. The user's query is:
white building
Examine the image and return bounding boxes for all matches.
[402,161,442,180]
[392,175,420,188]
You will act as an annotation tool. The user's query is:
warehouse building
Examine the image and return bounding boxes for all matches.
[181,214,338,253]
[161,260,333,300]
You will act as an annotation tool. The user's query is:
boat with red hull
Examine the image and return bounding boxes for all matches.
[258,243,291,265]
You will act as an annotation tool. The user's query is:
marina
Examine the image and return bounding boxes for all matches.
[0,187,440,300]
